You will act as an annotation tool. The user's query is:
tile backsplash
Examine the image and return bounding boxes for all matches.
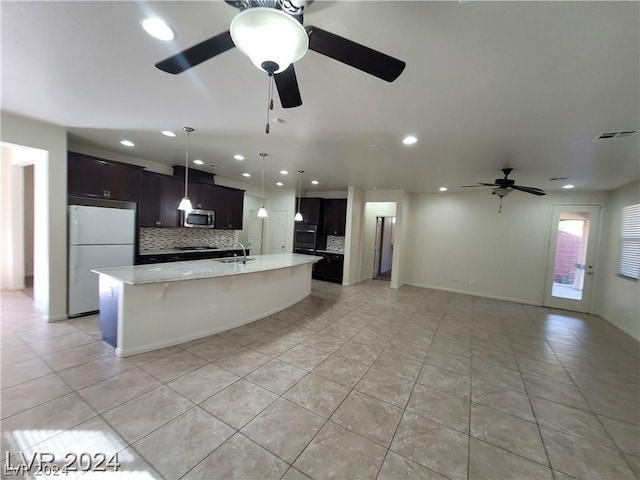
[326,235,345,253]
[140,228,238,251]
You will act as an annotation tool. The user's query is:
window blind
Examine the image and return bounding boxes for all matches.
[618,203,640,280]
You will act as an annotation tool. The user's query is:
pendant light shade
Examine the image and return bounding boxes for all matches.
[258,152,268,218]
[295,170,304,222]
[178,127,194,212]
[230,7,309,74]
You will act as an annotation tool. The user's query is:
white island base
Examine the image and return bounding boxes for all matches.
[94,254,320,357]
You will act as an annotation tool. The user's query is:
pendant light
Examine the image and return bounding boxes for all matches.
[257,152,268,218]
[294,170,304,222]
[177,127,194,211]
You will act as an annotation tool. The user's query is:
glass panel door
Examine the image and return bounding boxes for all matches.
[544,205,602,313]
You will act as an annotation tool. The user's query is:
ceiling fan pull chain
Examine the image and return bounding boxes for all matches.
[265,73,275,134]
[499,197,503,213]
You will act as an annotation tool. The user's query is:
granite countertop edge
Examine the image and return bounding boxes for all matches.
[93,253,323,286]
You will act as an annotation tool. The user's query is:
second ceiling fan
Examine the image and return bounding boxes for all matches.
[155,0,406,108]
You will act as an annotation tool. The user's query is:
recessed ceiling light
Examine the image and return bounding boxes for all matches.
[193,159,204,165]
[161,130,176,137]
[120,140,135,147]
[234,154,245,161]
[141,18,175,41]
[311,180,319,185]
[276,182,283,186]
[439,187,448,192]
[562,184,575,189]
[280,170,289,175]
[402,135,418,145]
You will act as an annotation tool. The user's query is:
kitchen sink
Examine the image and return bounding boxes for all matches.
[214,257,255,264]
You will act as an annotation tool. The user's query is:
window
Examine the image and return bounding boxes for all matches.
[618,203,640,280]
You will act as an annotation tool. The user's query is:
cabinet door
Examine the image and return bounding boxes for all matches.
[322,199,347,236]
[160,175,183,227]
[189,181,216,210]
[300,198,324,225]
[68,152,141,201]
[213,186,244,229]
[68,153,107,198]
[214,187,230,229]
[103,162,140,202]
[226,188,244,229]
[138,171,162,227]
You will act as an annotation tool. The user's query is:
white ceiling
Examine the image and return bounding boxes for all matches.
[2,1,638,193]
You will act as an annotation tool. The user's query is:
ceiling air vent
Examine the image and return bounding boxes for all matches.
[593,130,638,141]
[206,164,225,169]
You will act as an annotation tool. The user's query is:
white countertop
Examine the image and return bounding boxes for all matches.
[139,247,242,256]
[93,253,323,286]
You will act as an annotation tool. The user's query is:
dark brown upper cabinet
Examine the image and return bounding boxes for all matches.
[139,171,184,227]
[68,152,142,202]
[215,186,245,230]
[297,197,324,225]
[322,199,347,236]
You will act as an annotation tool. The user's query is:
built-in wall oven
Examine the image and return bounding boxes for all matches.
[294,224,318,253]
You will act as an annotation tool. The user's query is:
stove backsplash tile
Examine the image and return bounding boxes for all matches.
[326,235,345,253]
[140,228,238,251]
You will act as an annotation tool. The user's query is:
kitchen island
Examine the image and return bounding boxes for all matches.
[92,253,322,357]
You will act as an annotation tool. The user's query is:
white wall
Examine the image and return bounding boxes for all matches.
[344,186,364,286]
[597,181,640,340]
[406,190,609,305]
[1,112,68,320]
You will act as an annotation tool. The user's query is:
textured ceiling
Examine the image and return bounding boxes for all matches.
[2,1,638,193]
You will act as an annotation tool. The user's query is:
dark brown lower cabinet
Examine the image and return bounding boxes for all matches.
[313,253,344,284]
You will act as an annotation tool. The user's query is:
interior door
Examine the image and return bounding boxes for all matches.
[270,210,288,254]
[373,217,383,277]
[544,204,602,313]
[248,209,264,255]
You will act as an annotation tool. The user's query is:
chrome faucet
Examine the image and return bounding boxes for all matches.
[232,242,247,264]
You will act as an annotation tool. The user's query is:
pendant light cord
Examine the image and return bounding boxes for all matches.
[259,152,267,208]
[183,126,194,198]
[297,170,303,213]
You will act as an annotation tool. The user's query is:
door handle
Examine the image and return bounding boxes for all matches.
[587,272,595,276]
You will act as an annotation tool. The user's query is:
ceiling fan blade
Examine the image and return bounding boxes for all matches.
[306,26,406,82]
[461,183,499,188]
[155,31,235,74]
[511,185,547,196]
[274,64,302,108]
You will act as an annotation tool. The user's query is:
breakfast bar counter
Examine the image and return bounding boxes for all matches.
[92,253,321,357]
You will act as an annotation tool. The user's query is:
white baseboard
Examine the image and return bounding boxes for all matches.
[403,282,543,307]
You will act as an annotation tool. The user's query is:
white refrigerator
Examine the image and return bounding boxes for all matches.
[68,205,135,316]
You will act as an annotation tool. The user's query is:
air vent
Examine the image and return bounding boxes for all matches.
[593,130,638,141]
[206,164,225,169]
[549,177,569,181]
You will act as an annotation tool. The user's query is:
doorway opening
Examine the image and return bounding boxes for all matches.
[374,216,396,281]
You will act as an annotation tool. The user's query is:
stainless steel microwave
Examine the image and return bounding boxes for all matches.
[184,209,215,228]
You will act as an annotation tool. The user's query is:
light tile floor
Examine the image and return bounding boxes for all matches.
[1,281,639,479]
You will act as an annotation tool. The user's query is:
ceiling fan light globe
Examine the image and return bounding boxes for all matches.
[230,7,309,74]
